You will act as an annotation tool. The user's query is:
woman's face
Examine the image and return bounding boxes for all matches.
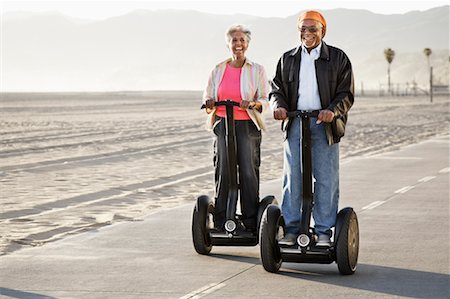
[228,31,248,59]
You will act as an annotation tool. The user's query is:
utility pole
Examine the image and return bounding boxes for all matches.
[430,67,433,103]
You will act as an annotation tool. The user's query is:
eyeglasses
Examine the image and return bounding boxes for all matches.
[299,26,321,33]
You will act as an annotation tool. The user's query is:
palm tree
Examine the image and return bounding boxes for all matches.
[423,48,432,68]
[384,48,395,94]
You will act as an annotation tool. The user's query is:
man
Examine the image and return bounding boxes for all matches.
[269,11,354,247]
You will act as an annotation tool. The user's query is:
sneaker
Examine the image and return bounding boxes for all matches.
[210,226,224,233]
[240,217,257,233]
[316,234,331,247]
[279,233,297,246]
[242,227,257,236]
[213,219,225,232]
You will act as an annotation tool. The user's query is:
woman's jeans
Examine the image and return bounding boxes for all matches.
[282,117,339,237]
[213,117,261,230]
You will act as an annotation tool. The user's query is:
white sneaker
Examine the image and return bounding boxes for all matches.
[279,233,297,246]
[316,234,331,247]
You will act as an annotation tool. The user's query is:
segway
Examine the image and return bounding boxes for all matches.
[259,110,359,275]
[192,100,277,255]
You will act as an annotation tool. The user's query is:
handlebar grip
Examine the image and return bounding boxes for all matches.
[201,100,254,109]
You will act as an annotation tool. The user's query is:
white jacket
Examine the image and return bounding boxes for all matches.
[202,58,270,131]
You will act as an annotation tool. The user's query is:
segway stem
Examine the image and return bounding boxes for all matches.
[287,110,320,237]
[224,101,239,223]
[300,113,313,235]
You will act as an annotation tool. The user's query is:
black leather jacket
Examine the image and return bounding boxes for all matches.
[270,41,354,144]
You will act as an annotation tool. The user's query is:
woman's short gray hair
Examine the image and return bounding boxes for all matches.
[225,24,251,43]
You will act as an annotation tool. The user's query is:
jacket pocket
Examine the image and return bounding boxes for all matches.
[331,114,347,142]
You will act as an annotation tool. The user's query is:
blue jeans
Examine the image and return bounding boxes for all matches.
[282,117,339,237]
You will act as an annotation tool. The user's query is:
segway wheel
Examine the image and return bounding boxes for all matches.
[192,195,213,255]
[256,195,277,237]
[259,204,283,273]
[335,208,359,275]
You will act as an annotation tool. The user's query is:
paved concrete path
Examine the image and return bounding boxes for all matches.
[1,135,449,299]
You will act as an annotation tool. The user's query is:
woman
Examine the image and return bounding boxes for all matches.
[203,24,269,233]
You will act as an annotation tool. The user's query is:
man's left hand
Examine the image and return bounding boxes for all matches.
[316,109,334,124]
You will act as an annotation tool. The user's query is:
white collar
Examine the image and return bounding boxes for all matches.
[301,42,322,56]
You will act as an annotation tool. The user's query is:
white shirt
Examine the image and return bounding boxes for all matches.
[297,42,322,111]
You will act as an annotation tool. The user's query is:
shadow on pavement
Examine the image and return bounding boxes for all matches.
[209,253,260,265]
[279,263,449,298]
[0,287,57,299]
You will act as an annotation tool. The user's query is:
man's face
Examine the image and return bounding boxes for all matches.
[298,19,323,49]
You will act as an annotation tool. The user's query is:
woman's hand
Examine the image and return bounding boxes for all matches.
[205,99,215,109]
[252,101,262,112]
[240,100,262,111]
[240,100,253,109]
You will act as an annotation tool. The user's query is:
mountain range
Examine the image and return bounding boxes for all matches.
[2,6,449,92]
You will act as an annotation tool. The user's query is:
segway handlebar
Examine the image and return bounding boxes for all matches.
[286,110,320,118]
[201,100,254,110]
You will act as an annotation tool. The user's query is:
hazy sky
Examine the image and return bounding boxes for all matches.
[1,0,448,20]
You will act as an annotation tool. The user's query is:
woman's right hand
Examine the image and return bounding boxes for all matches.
[205,99,215,109]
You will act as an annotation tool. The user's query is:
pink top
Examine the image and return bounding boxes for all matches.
[216,64,250,120]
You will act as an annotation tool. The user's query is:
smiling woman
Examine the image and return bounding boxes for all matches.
[226,25,251,68]
[201,23,270,233]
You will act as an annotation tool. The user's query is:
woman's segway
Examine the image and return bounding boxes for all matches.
[259,110,359,274]
[192,100,277,255]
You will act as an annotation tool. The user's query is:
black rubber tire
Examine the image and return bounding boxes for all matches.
[335,208,359,275]
[192,195,213,255]
[257,195,277,237]
[259,204,283,273]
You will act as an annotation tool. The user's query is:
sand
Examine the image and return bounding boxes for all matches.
[1,91,449,255]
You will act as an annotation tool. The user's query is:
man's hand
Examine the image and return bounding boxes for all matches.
[316,109,334,124]
[205,99,215,109]
[273,107,288,120]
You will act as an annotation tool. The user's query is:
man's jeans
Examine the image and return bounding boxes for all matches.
[213,117,261,230]
[282,117,339,237]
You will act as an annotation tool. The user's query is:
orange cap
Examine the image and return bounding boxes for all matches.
[298,11,326,37]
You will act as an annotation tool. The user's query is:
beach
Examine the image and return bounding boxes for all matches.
[1,92,449,255]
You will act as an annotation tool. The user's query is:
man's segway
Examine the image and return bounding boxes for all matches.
[192,100,277,254]
[259,110,359,275]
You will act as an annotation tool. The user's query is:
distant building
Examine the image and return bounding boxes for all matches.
[432,85,449,95]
